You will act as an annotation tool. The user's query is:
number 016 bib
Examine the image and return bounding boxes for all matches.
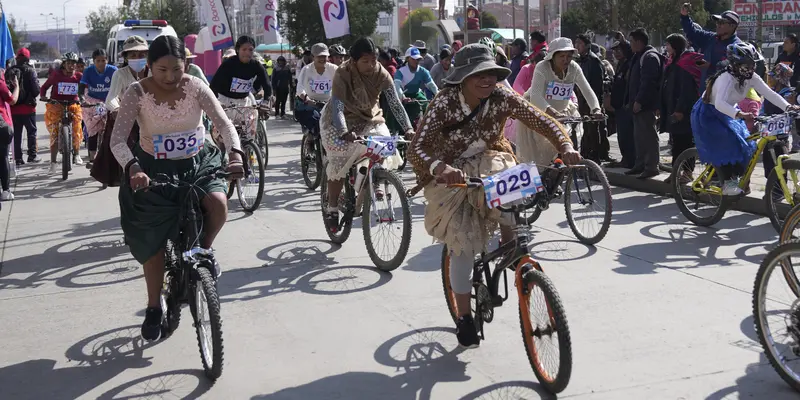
[482,163,544,208]
[153,127,205,159]
[545,81,574,101]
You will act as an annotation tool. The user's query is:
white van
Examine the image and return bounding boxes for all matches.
[106,20,178,66]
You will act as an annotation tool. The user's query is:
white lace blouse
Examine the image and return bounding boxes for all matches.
[527,60,599,113]
[111,75,241,168]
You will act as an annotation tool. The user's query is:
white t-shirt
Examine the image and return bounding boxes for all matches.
[709,72,789,118]
[297,62,338,103]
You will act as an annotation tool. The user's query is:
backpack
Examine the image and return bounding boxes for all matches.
[5,64,36,106]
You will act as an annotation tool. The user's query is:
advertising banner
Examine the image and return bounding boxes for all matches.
[318,0,350,39]
[734,0,800,27]
[261,0,282,44]
[204,0,234,49]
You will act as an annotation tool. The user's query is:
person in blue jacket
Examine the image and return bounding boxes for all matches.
[680,3,741,89]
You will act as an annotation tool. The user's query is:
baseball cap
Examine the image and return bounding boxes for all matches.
[16,48,31,59]
[712,10,740,25]
[405,47,422,60]
[311,43,330,57]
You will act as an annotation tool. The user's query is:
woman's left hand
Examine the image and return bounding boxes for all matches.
[227,152,245,179]
[560,143,582,165]
[788,105,800,112]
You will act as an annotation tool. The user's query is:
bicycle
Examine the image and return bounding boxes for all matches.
[320,135,412,271]
[47,99,81,180]
[440,170,573,394]
[522,115,613,245]
[124,158,242,381]
[220,104,264,213]
[673,110,800,230]
[394,98,430,171]
[255,100,270,167]
[298,100,326,190]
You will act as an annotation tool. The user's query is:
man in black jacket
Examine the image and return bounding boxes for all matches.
[625,28,663,179]
[575,34,609,162]
[9,48,40,164]
[778,34,800,86]
[606,40,636,169]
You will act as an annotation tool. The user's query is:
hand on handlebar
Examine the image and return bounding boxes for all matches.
[560,143,581,166]
[737,111,755,124]
[340,131,359,142]
[435,164,465,185]
[227,150,245,179]
[129,163,150,191]
[546,107,565,118]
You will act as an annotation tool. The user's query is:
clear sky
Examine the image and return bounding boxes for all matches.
[4,0,117,34]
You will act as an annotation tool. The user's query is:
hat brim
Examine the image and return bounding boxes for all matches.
[314,51,330,57]
[120,44,149,56]
[186,54,198,59]
[712,14,738,24]
[542,48,576,61]
[406,55,423,60]
[443,62,511,85]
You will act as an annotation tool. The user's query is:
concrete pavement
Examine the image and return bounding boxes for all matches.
[0,108,797,399]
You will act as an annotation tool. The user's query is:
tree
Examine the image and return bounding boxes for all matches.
[27,41,59,59]
[399,8,437,49]
[134,0,200,39]
[85,5,136,53]
[279,0,393,48]
[480,11,499,29]
[7,14,25,51]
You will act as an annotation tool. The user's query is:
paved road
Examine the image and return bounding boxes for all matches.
[0,108,796,399]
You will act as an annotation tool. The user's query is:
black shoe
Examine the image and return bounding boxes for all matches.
[27,155,41,163]
[624,168,644,176]
[141,307,163,341]
[605,160,625,168]
[637,170,659,179]
[456,315,480,349]
[15,159,24,166]
[325,210,340,233]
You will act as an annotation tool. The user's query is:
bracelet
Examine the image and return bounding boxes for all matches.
[429,160,442,176]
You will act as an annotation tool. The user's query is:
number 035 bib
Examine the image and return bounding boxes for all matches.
[153,126,205,159]
[545,81,574,101]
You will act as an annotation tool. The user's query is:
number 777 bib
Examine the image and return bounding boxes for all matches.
[482,163,544,208]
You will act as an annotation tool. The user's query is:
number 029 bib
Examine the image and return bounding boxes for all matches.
[230,77,255,93]
[153,127,205,159]
[545,81,574,101]
[57,82,79,96]
[482,163,544,208]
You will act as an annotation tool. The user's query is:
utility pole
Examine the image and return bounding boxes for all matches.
[524,0,529,43]
[756,0,763,42]
[512,0,517,39]
[463,0,468,44]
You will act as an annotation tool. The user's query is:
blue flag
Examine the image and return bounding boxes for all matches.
[0,11,15,66]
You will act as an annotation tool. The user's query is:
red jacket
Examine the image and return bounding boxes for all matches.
[40,69,81,102]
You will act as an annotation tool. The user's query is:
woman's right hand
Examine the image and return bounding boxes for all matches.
[129,164,150,191]
[737,111,755,124]
[435,164,465,185]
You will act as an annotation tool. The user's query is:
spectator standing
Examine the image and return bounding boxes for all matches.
[778,34,800,86]
[575,34,610,162]
[680,4,741,88]
[9,48,40,164]
[625,28,664,179]
[606,40,636,169]
[271,56,292,119]
[508,38,529,85]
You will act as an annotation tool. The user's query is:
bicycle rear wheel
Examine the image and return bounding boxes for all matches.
[517,265,572,394]
[362,169,412,271]
[235,141,265,212]
[301,133,323,190]
[60,126,71,180]
[440,245,478,324]
[564,159,612,244]
[765,159,800,233]
[672,147,728,227]
[191,266,224,380]
[320,167,355,244]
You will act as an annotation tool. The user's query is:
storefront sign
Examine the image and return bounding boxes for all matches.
[734,0,800,26]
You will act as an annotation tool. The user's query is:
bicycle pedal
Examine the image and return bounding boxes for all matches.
[491,295,504,307]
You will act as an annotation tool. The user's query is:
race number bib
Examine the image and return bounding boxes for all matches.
[153,127,205,159]
[482,163,544,208]
[310,79,332,95]
[57,82,79,96]
[230,77,255,93]
[545,81,573,101]
[763,115,792,137]
[365,136,397,157]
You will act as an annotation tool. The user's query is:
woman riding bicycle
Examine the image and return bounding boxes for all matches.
[40,52,83,172]
[394,46,438,124]
[110,36,244,341]
[79,49,118,168]
[691,42,800,196]
[296,43,338,136]
[522,37,602,165]
[408,43,578,348]
[320,37,415,229]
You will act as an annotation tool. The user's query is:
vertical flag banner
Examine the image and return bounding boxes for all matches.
[318,0,350,39]
[204,0,234,50]
[261,0,282,43]
[0,10,14,65]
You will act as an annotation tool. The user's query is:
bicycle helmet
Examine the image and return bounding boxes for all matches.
[726,42,761,66]
[478,37,497,56]
[62,52,79,62]
[330,45,346,56]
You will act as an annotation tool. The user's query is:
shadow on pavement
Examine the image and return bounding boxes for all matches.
[458,380,553,399]
[96,369,213,400]
[252,327,470,400]
[12,176,104,200]
[404,244,443,272]
[704,358,797,399]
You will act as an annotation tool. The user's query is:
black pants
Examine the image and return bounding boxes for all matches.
[0,121,12,191]
[670,133,694,167]
[88,134,99,152]
[763,139,789,178]
[616,109,636,168]
[12,113,37,160]
[632,110,659,173]
[275,88,289,117]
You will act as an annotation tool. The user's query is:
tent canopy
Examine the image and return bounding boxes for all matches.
[258,43,292,53]
[488,28,525,42]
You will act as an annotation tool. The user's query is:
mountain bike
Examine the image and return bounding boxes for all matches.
[299,100,326,190]
[125,158,241,381]
[440,170,572,394]
[320,135,412,271]
[221,104,264,213]
[522,115,613,245]
[394,98,429,171]
[48,99,81,180]
[256,100,270,168]
[673,110,800,231]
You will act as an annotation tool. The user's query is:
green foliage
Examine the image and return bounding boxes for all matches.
[399,8,437,49]
[7,14,24,51]
[279,0,393,48]
[480,11,499,29]
[28,41,59,58]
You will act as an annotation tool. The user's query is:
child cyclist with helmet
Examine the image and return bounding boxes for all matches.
[40,52,83,172]
[691,42,800,196]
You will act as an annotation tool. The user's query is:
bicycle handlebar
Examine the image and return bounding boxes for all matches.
[556,114,608,124]
[754,109,800,123]
[124,148,246,191]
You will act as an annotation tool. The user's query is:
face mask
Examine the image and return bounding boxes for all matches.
[128,58,147,72]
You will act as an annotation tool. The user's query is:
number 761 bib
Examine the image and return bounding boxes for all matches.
[153,127,205,159]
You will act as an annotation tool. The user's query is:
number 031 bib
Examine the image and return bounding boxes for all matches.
[153,126,205,159]
[545,81,574,101]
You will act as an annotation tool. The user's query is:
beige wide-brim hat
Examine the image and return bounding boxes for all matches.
[542,37,577,62]
[443,43,511,85]
[120,35,149,57]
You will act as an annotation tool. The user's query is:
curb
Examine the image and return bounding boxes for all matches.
[603,167,771,218]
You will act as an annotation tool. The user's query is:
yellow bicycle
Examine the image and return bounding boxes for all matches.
[673,111,800,230]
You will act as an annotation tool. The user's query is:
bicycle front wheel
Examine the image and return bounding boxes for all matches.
[672,147,728,227]
[257,118,269,167]
[564,160,612,244]
[191,266,224,380]
[765,159,800,233]
[60,126,71,180]
[301,133,323,190]
[753,239,800,391]
[517,266,572,394]
[235,141,265,212]
[362,169,411,271]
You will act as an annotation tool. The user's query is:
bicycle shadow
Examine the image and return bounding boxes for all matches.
[458,380,553,399]
[404,244,443,272]
[95,369,213,399]
[12,176,103,200]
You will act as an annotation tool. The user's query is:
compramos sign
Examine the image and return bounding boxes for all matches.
[735,0,800,26]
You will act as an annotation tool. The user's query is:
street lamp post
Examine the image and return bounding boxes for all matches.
[40,13,53,31]
[52,16,61,55]
[63,0,74,54]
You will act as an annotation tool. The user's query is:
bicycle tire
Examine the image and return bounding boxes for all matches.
[362,169,412,271]
[320,168,355,244]
[765,159,800,233]
[522,206,543,226]
[60,126,70,180]
[781,203,800,243]
[517,267,572,394]
[160,242,181,339]
[236,141,265,212]
[564,159,612,245]
[192,266,224,381]
[257,118,269,167]
[672,147,728,227]
[301,133,323,190]
[753,239,800,391]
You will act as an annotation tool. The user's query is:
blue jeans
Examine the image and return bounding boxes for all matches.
[295,103,322,135]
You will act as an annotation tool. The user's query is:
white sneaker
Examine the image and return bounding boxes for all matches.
[1,191,14,201]
[49,163,58,174]
[73,155,83,165]
[722,179,744,196]
[9,164,16,178]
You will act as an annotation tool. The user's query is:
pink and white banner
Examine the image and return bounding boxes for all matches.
[204,0,234,50]
[261,0,282,43]
[318,0,350,39]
